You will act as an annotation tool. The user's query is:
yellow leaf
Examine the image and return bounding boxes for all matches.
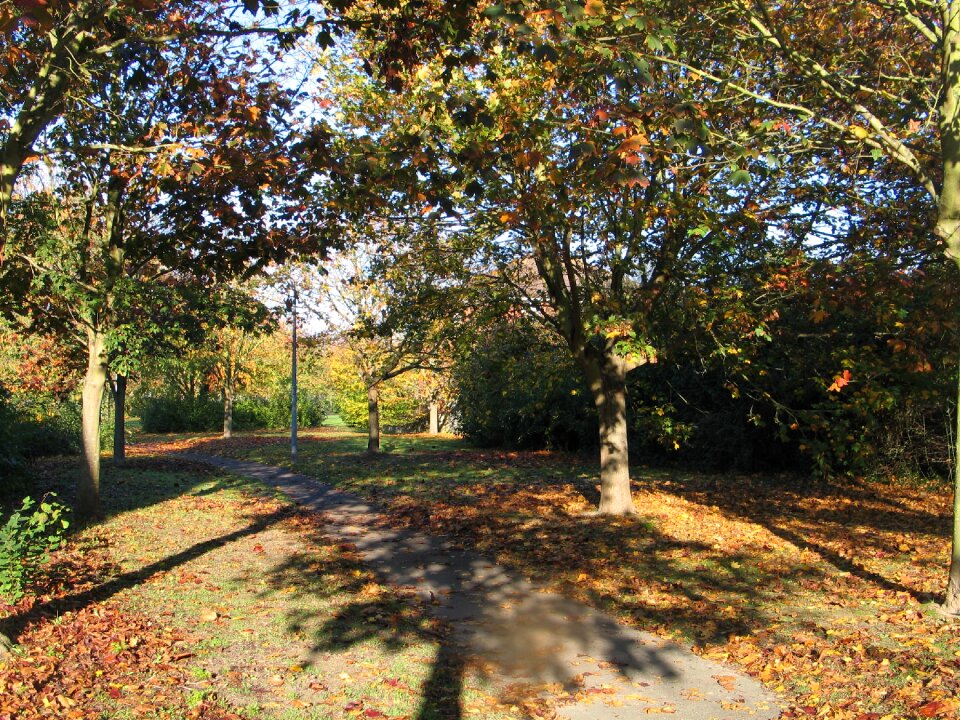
[584,0,605,15]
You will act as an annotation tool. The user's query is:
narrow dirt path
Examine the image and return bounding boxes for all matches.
[180,453,783,720]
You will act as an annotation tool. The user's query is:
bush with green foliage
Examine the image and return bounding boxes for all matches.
[138,394,222,433]
[138,386,329,434]
[625,249,958,478]
[0,494,70,602]
[1,391,81,458]
[452,319,596,450]
[0,389,81,497]
[233,385,329,430]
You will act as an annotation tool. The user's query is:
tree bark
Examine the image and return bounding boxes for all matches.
[936,14,960,616]
[944,360,960,615]
[223,376,234,439]
[579,349,636,515]
[367,383,381,452]
[429,400,439,435]
[112,374,126,467]
[78,328,107,520]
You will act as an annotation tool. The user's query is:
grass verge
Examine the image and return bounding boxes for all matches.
[0,453,515,720]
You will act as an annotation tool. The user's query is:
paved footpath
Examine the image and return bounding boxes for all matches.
[180,453,783,720]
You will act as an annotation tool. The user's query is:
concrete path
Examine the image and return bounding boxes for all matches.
[180,453,783,720]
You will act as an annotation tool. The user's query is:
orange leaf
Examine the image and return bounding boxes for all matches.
[616,134,650,155]
[917,701,948,717]
[712,674,737,691]
[584,0,605,15]
[827,369,852,392]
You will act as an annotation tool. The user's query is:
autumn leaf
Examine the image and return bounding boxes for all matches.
[827,369,852,392]
[583,0,605,16]
[712,674,737,691]
[917,701,949,717]
[616,134,650,155]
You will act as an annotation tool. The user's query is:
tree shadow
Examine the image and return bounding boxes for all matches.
[240,467,779,719]
[1,505,288,645]
[27,454,239,524]
[637,472,945,603]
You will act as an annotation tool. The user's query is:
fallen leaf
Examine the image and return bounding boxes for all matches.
[712,674,737,692]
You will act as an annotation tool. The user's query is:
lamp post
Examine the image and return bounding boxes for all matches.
[288,287,298,463]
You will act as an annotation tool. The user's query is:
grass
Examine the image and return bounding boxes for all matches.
[136,426,960,720]
[0,450,515,720]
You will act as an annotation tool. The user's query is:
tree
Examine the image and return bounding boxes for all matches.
[325,7,801,513]
[204,284,276,439]
[0,0,311,247]
[316,236,466,452]
[1,28,323,518]
[640,0,960,614]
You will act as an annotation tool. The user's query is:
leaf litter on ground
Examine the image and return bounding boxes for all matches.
[1,453,517,719]
[138,428,960,720]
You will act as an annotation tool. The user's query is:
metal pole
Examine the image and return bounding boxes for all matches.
[291,287,298,463]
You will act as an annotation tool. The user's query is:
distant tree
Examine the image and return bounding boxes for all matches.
[316,235,467,452]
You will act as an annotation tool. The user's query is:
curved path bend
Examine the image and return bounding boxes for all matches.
[179,453,783,720]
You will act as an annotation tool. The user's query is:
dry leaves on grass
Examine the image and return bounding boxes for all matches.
[0,572,234,720]
[131,429,960,718]
[210,430,960,720]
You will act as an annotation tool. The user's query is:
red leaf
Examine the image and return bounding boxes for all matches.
[827,369,852,392]
[917,701,948,718]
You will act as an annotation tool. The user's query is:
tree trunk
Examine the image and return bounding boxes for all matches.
[112,374,126,467]
[223,379,234,439]
[944,362,960,614]
[429,400,439,435]
[367,383,381,453]
[78,329,107,520]
[937,11,960,616]
[579,350,636,515]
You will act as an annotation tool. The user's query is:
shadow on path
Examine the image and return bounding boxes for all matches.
[183,453,782,720]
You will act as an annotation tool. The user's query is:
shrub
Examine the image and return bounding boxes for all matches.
[139,395,221,433]
[2,392,81,459]
[233,387,329,430]
[452,319,596,450]
[139,386,329,434]
[0,494,70,602]
[0,390,81,499]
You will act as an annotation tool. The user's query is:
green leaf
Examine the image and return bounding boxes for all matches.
[482,3,506,18]
[729,169,752,186]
